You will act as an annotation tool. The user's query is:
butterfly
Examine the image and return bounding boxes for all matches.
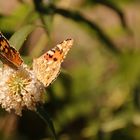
[33,39,73,87]
[0,32,23,69]
[0,32,73,87]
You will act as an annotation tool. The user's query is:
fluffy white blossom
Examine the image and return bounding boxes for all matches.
[0,64,45,116]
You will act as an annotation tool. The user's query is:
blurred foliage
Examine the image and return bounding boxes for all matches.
[0,0,140,140]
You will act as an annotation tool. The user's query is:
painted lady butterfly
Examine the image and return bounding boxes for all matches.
[0,32,73,87]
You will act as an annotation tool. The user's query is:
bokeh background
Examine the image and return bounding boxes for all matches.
[0,0,140,140]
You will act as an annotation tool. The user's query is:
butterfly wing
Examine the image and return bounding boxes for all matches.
[33,39,73,87]
[0,33,23,69]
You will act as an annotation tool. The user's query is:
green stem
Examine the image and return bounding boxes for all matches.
[36,105,57,140]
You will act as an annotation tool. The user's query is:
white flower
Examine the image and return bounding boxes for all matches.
[0,65,45,116]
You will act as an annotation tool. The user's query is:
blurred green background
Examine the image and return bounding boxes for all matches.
[0,0,140,140]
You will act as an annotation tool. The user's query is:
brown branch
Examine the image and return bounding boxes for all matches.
[33,0,121,55]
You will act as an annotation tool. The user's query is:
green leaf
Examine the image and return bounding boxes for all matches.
[0,4,34,32]
[36,105,57,140]
[22,56,32,66]
[9,25,35,50]
[31,33,48,58]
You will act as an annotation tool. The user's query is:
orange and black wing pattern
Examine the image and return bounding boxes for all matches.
[0,33,23,69]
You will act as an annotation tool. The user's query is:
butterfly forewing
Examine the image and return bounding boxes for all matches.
[33,39,73,87]
[0,33,23,69]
